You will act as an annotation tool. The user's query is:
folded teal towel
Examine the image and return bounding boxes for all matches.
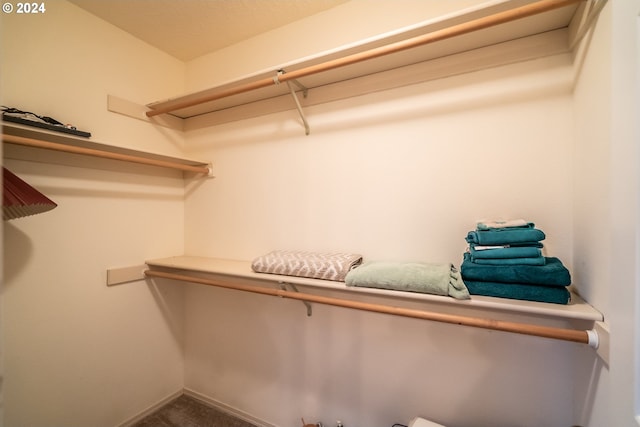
[461,253,571,285]
[470,256,546,266]
[466,228,546,245]
[469,244,542,259]
[345,262,470,300]
[462,279,570,304]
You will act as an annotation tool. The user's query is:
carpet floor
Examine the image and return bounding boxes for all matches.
[131,394,260,427]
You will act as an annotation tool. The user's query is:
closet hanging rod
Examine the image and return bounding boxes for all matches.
[145,0,583,118]
[144,269,599,348]
[2,133,211,175]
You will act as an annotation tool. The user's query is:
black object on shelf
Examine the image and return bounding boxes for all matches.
[2,107,91,138]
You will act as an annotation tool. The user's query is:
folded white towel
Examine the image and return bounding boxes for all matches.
[251,250,363,282]
[469,245,509,251]
[476,219,531,230]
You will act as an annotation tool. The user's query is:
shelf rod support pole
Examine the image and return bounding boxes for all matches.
[286,81,310,135]
[144,269,599,348]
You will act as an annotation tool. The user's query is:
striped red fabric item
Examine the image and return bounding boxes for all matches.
[3,167,57,220]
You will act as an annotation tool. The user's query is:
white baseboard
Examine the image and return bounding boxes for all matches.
[116,389,183,427]
[184,388,279,427]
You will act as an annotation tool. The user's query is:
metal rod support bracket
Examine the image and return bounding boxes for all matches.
[280,281,313,316]
[286,80,310,135]
[289,78,308,98]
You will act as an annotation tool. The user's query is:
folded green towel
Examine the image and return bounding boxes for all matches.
[463,279,570,304]
[461,253,571,286]
[466,228,546,245]
[345,262,470,300]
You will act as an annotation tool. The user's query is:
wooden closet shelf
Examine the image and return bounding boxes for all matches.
[2,122,212,175]
[144,255,603,327]
[145,0,586,122]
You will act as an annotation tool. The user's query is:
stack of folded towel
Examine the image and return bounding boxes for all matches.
[460,219,572,304]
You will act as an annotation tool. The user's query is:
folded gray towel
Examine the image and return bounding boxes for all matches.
[251,250,363,282]
[345,261,470,300]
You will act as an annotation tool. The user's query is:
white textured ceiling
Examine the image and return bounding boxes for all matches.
[67,0,349,61]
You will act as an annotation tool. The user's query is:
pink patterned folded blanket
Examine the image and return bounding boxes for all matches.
[251,250,363,282]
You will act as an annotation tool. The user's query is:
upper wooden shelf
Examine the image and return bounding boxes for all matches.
[2,122,212,175]
[145,0,587,124]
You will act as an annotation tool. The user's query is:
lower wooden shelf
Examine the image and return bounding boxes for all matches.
[143,255,603,338]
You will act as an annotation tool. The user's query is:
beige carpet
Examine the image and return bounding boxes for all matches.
[132,394,260,427]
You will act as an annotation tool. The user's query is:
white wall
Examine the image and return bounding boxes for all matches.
[185,0,489,92]
[182,3,581,426]
[184,56,575,264]
[572,1,640,426]
[571,5,612,426]
[1,2,188,426]
[607,1,640,425]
